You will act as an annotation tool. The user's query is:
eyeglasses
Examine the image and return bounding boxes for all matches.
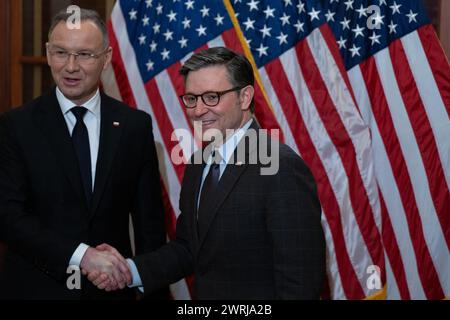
[47,44,109,65]
[179,86,243,109]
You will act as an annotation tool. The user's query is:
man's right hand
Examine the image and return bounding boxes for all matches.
[80,245,132,291]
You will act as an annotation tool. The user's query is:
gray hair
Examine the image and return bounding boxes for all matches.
[48,8,109,49]
[179,47,255,113]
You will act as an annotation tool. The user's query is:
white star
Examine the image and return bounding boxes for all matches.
[283,0,292,6]
[276,32,288,45]
[325,10,335,22]
[129,9,137,20]
[280,13,291,26]
[214,14,224,26]
[259,24,272,38]
[355,4,367,18]
[146,59,154,71]
[178,36,188,48]
[294,20,304,33]
[196,24,207,36]
[344,0,354,11]
[161,48,170,60]
[330,0,339,3]
[406,10,418,23]
[369,32,381,45]
[142,15,150,26]
[388,20,398,34]
[247,0,259,12]
[185,0,194,10]
[245,37,252,47]
[390,1,401,15]
[182,17,191,29]
[163,29,173,41]
[308,8,321,21]
[152,23,161,34]
[297,1,305,14]
[167,10,177,22]
[349,44,361,57]
[340,17,351,30]
[379,0,387,5]
[256,43,268,57]
[352,24,365,39]
[264,5,275,19]
[145,0,153,8]
[156,3,163,15]
[149,41,157,52]
[337,36,347,49]
[243,17,255,30]
[138,34,146,45]
[200,5,210,17]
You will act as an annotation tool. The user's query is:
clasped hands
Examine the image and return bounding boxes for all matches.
[80,243,131,291]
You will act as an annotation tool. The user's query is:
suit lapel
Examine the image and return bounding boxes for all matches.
[189,161,205,247]
[196,122,260,251]
[33,89,87,210]
[90,94,124,217]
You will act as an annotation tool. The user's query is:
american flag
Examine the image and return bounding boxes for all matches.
[103,0,449,299]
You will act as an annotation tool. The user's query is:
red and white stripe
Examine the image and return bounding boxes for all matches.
[257,24,386,299]
[348,24,449,299]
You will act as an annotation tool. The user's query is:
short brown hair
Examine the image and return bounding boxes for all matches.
[48,8,109,49]
[179,47,255,113]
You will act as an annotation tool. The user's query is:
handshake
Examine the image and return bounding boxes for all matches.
[80,243,133,291]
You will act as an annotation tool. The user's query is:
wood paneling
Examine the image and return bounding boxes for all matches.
[441,0,450,61]
[11,0,23,108]
[0,1,11,114]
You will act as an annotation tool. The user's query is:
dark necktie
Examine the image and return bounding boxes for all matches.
[71,107,92,205]
[197,150,221,237]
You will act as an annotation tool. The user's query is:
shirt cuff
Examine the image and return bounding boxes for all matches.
[69,243,90,267]
[127,258,144,293]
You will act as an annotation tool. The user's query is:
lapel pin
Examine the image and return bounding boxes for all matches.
[113,121,120,127]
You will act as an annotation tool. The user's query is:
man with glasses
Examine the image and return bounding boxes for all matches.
[88,47,325,299]
[0,9,166,299]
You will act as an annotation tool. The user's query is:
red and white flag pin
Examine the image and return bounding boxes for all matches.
[113,121,120,127]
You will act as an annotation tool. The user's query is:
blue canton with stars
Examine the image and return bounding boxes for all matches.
[232,0,326,68]
[322,0,429,70]
[121,0,431,79]
[119,0,233,81]
[232,0,429,70]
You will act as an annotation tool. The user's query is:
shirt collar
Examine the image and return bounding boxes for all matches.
[56,86,101,118]
[210,118,253,165]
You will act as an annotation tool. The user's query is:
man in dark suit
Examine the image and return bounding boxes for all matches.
[0,9,166,299]
[89,47,325,299]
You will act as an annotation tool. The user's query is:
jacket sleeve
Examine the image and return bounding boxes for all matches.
[265,148,326,299]
[0,113,78,281]
[130,113,166,256]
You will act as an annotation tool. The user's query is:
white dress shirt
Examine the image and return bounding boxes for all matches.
[127,118,254,290]
[56,87,102,267]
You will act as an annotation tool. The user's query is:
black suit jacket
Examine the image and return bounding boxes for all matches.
[0,89,166,299]
[133,121,325,299]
